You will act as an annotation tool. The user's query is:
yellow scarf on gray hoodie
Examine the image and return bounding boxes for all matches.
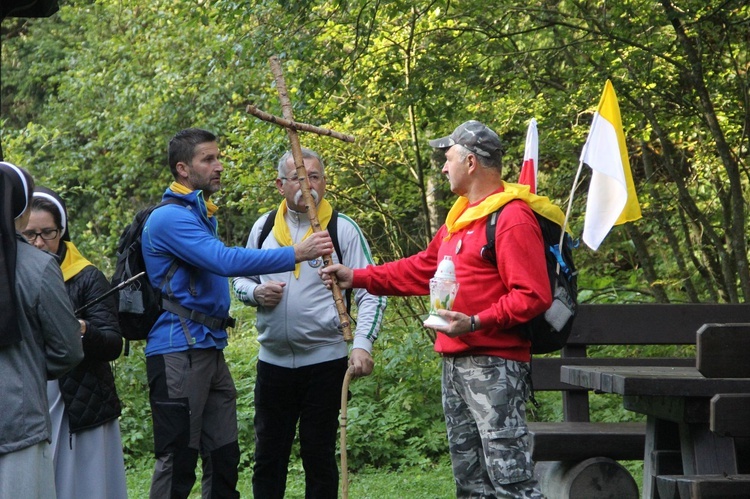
[272,198,333,279]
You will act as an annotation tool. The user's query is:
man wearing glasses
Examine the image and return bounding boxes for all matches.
[233,148,386,499]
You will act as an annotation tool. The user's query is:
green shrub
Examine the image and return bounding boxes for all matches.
[114,342,154,467]
[344,324,447,470]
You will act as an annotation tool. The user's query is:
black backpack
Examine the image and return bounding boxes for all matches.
[481,204,578,354]
[257,209,353,316]
[111,199,235,346]
[111,199,183,342]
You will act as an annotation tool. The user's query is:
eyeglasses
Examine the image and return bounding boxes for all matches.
[22,228,59,242]
[281,173,324,183]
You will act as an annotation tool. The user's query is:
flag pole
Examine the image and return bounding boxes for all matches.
[558,160,586,250]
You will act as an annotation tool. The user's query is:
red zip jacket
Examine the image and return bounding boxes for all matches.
[352,199,551,362]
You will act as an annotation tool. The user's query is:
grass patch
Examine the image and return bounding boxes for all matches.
[126,458,455,498]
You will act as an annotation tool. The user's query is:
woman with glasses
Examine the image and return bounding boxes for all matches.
[24,187,127,499]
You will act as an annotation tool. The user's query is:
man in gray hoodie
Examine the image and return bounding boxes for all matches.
[0,162,83,498]
[233,148,386,499]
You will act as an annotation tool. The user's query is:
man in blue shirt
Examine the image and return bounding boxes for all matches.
[142,128,333,498]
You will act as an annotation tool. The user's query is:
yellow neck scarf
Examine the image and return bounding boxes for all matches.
[60,241,93,282]
[444,182,567,239]
[272,198,333,278]
[169,181,219,217]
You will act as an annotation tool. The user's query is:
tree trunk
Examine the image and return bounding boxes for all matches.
[661,0,750,301]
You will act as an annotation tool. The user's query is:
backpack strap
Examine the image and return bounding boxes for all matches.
[155,199,234,343]
[257,209,351,315]
[257,209,278,249]
[327,210,343,265]
[258,209,343,264]
[161,299,236,331]
[480,207,503,266]
[480,204,567,271]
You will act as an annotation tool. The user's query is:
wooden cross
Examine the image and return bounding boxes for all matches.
[246,55,354,341]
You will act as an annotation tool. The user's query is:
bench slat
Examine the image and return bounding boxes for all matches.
[697,324,750,378]
[569,304,748,345]
[656,474,750,499]
[532,357,695,391]
[529,422,645,461]
[710,393,750,437]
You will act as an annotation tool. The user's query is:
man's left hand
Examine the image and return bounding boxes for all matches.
[423,310,473,337]
[349,348,374,377]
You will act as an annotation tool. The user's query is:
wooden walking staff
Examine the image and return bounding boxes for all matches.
[340,365,356,499]
[248,55,353,341]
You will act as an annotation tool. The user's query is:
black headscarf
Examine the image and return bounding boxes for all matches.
[0,162,33,347]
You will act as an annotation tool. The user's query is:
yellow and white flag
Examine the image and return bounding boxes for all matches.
[579,80,642,250]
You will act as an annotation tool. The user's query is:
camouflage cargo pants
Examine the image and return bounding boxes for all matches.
[442,355,544,499]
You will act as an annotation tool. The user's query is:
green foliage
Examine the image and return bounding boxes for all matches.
[114,342,154,464]
[344,323,447,470]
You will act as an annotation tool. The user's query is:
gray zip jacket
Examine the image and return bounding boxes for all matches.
[0,237,83,455]
[233,209,386,368]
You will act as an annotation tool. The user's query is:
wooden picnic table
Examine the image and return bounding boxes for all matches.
[560,364,750,498]
[527,308,749,498]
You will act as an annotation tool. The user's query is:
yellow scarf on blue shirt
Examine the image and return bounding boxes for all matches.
[60,241,93,282]
[272,198,333,279]
[444,182,567,240]
[169,181,219,217]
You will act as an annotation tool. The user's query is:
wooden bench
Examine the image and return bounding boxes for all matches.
[528,304,749,499]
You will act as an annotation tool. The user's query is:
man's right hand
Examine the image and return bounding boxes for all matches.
[253,281,286,307]
[293,230,333,263]
[320,263,354,290]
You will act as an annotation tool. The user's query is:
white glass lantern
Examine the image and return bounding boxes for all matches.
[423,256,459,328]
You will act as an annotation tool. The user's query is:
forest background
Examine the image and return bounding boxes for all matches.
[2,0,748,493]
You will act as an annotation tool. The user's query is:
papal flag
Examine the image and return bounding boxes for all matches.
[579,80,642,250]
[518,118,539,193]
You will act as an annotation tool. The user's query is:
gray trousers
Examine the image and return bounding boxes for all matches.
[147,349,239,499]
[442,355,544,499]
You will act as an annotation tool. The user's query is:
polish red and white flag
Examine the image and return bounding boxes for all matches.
[518,118,538,193]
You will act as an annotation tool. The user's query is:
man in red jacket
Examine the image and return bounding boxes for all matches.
[323,120,560,498]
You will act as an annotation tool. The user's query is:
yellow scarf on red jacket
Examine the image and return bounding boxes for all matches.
[272,198,333,279]
[60,241,93,282]
[444,182,567,240]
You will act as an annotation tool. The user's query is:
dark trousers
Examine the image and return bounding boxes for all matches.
[252,357,348,499]
[147,350,239,499]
